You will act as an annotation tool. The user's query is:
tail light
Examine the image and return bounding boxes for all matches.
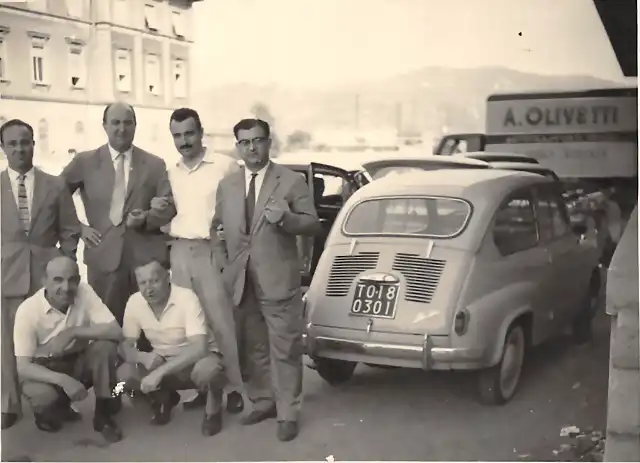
[454,309,470,336]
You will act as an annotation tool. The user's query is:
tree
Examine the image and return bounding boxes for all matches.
[251,102,281,155]
[286,130,312,151]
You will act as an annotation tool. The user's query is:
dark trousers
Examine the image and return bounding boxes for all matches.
[21,340,119,414]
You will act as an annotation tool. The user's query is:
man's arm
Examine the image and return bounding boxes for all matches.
[145,162,177,231]
[210,182,229,269]
[278,175,321,236]
[59,154,84,194]
[56,181,82,259]
[75,284,123,342]
[16,357,77,388]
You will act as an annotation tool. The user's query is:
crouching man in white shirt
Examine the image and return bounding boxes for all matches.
[117,256,225,436]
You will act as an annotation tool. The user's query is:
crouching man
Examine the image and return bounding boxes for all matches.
[13,256,123,442]
[117,257,225,436]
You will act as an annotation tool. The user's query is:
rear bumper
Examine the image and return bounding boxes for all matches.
[303,326,486,370]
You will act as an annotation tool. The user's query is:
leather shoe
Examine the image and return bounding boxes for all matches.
[109,396,122,415]
[226,391,244,414]
[34,413,62,433]
[240,406,277,426]
[277,420,299,442]
[183,391,206,410]
[150,391,180,426]
[201,412,222,437]
[93,414,123,443]
[1,412,19,430]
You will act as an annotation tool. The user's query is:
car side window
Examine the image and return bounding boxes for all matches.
[492,189,539,256]
[535,186,571,240]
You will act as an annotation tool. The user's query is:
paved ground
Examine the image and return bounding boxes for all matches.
[2,311,610,462]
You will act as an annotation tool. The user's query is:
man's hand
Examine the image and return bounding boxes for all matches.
[140,352,165,371]
[140,369,164,394]
[42,328,77,358]
[264,199,289,224]
[81,225,102,247]
[150,196,171,212]
[125,209,147,229]
[60,377,88,402]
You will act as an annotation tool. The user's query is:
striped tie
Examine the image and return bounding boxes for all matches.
[17,174,30,233]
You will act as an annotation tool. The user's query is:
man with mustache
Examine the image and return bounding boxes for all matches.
[1,119,81,430]
[13,256,123,441]
[163,108,244,414]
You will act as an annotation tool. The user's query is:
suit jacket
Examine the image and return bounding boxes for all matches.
[61,145,176,273]
[211,162,320,305]
[1,168,81,298]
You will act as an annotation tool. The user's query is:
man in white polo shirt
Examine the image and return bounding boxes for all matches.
[13,256,123,442]
[117,255,226,437]
[162,107,244,414]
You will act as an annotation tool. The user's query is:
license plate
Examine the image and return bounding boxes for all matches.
[350,281,400,319]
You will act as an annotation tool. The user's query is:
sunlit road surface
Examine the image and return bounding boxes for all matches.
[2,309,609,462]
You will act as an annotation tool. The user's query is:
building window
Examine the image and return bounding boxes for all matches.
[171,11,186,38]
[171,58,187,98]
[28,32,50,86]
[114,49,133,93]
[144,53,161,95]
[144,4,160,31]
[65,0,83,18]
[68,49,86,89]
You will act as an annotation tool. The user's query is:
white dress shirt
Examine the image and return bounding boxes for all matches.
[245,162,271,203]
[7,167,35,216]
[108,144,132,189]
[167,150,240,240]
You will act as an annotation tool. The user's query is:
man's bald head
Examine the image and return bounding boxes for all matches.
[43,256,81,311]
[103,102,137,152]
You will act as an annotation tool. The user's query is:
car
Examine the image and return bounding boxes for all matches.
[487,161,560,181]
[461,151,540,164]
[302,168,601,404]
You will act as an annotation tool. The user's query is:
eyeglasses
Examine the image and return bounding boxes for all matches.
[236,137,269,148]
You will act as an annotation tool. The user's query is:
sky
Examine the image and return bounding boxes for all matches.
[191,0,633,90]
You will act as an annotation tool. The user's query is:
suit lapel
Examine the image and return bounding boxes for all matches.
[124,147,144,208]
[29,168,48,228]
[99,144,115,197]
[251,163,281,232]
[1,170,21,232]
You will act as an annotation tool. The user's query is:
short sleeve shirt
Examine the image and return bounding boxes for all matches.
[13,283,116,358]
[122,284,218,357]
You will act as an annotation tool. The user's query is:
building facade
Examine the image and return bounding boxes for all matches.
[0,0,201,165]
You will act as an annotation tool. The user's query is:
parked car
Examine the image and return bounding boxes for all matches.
[302,168,601,404]
[487,161,559,181]
[462,151,540,164]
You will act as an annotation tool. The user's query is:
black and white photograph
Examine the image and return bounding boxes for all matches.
[0,0,637,461]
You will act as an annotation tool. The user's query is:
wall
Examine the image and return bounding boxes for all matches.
[604,205,640,461]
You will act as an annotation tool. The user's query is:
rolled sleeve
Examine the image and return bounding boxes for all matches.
[122,294,143,340]
[182,290,208,338]
[13,301,38,358]
[81,284,117,325]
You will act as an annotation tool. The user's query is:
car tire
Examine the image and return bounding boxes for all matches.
[316,358,357,385]
[477,323,526,406]
[571,270,601,345]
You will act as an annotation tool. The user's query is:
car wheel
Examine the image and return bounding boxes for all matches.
[478,323,526,405]
[316,358,357,385]
[571,271,601,345]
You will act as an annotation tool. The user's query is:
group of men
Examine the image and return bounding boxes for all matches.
[0,102,320,444]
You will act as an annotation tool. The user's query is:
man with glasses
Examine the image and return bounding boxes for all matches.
[211,118,320,442]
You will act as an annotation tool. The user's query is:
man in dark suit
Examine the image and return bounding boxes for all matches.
[1,119,81,430]
[211,118,320,441]
[61,103,176,325]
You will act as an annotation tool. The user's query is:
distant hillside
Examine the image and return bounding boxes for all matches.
[194,66,626,136]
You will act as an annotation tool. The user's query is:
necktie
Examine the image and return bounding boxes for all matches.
[17,174,30,233]
[109,153,126,226]
[245,173,257,234]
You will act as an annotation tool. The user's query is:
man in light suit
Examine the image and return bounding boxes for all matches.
[61,102,176,326]
[1,119,81,430]
[211,118,320,441]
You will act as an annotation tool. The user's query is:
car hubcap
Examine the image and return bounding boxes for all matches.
[499,328,524,399]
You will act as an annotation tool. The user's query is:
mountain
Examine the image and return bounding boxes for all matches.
[193,66,627,137]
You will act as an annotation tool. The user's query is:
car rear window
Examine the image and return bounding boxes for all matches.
[343,196,472,238]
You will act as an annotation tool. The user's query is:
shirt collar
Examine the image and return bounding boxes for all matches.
[145,284,178,315]
[38,288,74,315]
[245,161,270,182]
[8,166,34,180]
[108,144,133,161]
[175,147,215,171]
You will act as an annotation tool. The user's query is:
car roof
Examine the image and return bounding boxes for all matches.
[488,161,556,174]
[461,151,540,164]
[349,168,550,203]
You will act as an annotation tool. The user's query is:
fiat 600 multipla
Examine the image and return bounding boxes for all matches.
[303,169,601,404]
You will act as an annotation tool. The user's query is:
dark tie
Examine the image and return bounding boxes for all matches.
[245,173,257,234]
[17,174,30,233]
